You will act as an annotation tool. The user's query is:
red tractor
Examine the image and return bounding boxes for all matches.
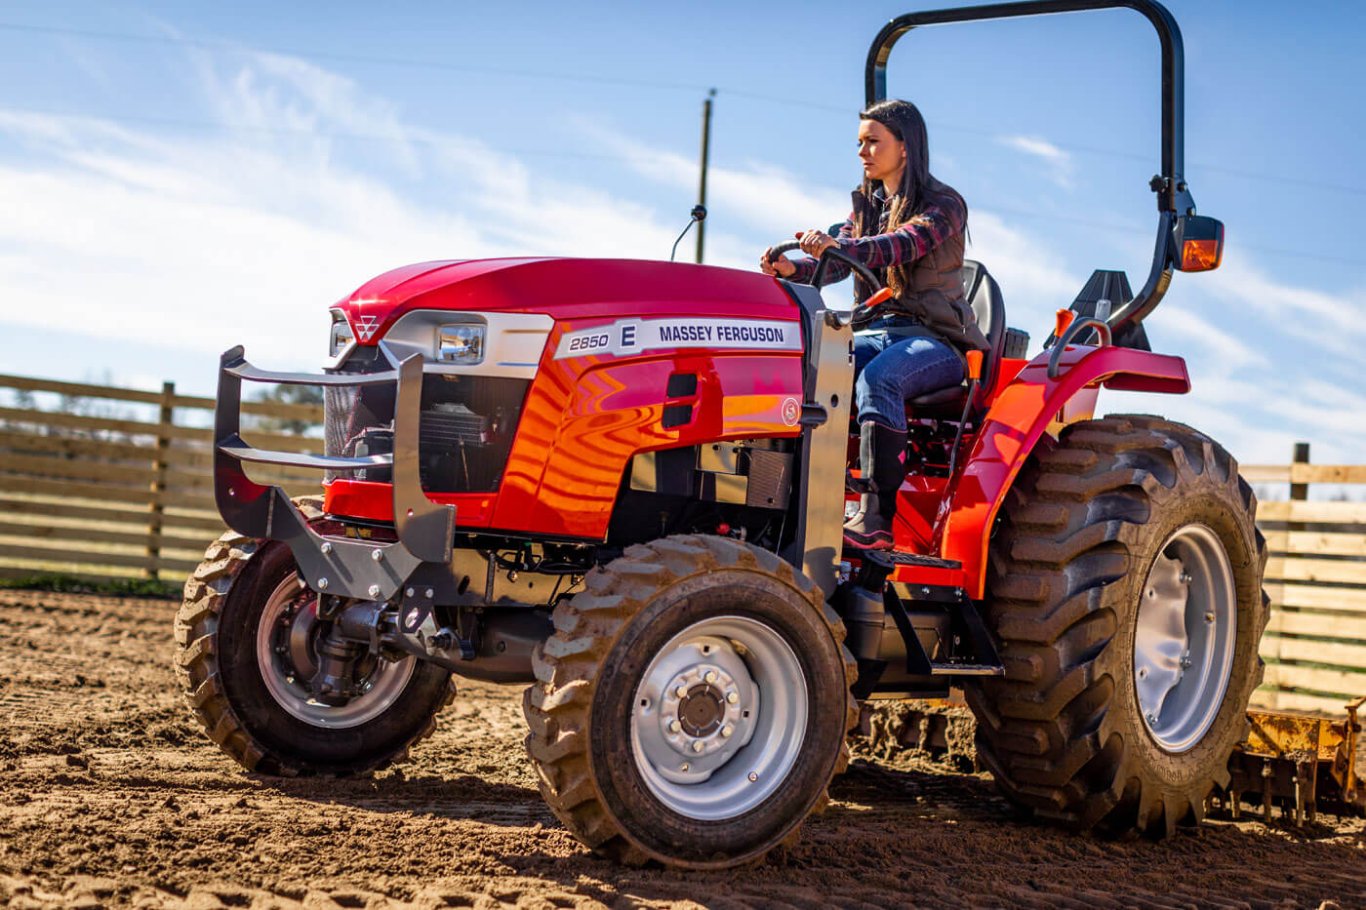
[177,0,1265,868]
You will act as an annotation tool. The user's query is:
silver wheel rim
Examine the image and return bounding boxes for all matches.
[630,615,808,821]
[1133,523,1237,753]
[255,574,415,729]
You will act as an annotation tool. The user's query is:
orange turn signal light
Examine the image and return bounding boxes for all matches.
[1054,308,1075,341]
[1173,215,1224,272]
[866,287,894,307]
[965,350,984,382]
[1180,238,1222,272]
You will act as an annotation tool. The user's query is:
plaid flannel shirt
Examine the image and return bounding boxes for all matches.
[788,193,963,289]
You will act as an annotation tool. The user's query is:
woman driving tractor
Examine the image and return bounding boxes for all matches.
[761,98,989,550]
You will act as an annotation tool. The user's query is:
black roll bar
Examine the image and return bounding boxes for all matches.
[866,0,1197,335]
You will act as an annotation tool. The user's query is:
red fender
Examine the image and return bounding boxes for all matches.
[941,345,1191,599]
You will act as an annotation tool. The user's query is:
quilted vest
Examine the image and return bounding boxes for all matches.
[850,185,990,357]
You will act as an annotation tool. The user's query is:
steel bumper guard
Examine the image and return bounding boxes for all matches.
[214,346,454,601]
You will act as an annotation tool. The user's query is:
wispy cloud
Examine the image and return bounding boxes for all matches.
[1202,250,1366,365]
[582,120,1084,326]
[0,50,689,371]
[997,134,1074,189]
[1,42,1359,469]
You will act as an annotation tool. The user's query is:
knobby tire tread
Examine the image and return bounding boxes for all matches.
[965,415,1269,836]
[523,534,859,868]
[173,499,457,777]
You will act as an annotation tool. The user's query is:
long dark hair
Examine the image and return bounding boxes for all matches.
[855,100,966,298]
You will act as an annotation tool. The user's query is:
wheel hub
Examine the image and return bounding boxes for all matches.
[283,594,321,680]
[629,616,807,821]
[636,638,758,781]
[1133,524,1237,753]
[678,684,725,736]
[658,663,750,759]
[256,573,416,729]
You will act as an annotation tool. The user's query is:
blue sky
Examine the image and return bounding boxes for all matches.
[0,0,1362,464]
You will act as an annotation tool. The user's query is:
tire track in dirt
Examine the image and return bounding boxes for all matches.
[0,590,1361,909]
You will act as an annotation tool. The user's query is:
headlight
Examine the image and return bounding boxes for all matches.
[330,311,354,357]
[438,322,485,365]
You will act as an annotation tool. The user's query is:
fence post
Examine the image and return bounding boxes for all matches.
[145,381,175,580]
[1289,442,1310,529]
[1266,442,1311,709]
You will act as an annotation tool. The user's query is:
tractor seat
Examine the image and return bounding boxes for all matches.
[907,260,1006,417]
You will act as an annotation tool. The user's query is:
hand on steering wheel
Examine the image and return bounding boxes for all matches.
[760,230,891,307]
[759,248,797,278]
[796,229,838,259]
[761,229,839,277]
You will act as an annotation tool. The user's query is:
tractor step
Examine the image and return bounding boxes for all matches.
[884,551,962,570]
[928,662,1004,677]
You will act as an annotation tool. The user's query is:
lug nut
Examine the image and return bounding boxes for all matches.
[368,584,381,598]
[406,587,415,597]
[675,686,687,699]
[668,720,681,733]
[721,725,733,738]
[726,692,739,705]
[1205,612,1216,623]
[425,588,434,598]
[680,763,690,772]
[1146,712,1158,725]
[748,772,758,782]
[703,670,717,684]
[691,741,705,754]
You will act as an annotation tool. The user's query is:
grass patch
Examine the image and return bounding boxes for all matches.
[0,572,179,599]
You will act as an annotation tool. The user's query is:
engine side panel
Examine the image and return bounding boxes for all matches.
[492,341,804,539]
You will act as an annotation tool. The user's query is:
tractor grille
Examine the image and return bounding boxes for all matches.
[421,403,490,447]
[323,351,529,494]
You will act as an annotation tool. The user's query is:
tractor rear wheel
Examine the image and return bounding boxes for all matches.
[966,416,1268,836]
[524,535,858,868]
[175,500,456,777]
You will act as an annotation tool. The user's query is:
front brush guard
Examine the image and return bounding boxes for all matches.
[214,345,454,601]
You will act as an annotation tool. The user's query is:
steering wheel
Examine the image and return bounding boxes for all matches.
[766,239,893,308]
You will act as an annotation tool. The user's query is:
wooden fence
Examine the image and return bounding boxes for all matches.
[1241,446,1366,714]
[0,373,1362,714]
[0,372,322,582]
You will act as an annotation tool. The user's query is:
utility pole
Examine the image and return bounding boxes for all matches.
[695,88,716,264]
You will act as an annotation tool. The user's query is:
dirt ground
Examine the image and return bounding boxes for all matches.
[0,589,1361,910]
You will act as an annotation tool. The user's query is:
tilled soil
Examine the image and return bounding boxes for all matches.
[0,589,1361,910]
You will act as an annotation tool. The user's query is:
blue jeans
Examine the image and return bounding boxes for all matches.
[853,329,964,432]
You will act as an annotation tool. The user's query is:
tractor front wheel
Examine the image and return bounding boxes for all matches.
[524,535,858,868]
[966,416,1268,836]
[175,501,456,777]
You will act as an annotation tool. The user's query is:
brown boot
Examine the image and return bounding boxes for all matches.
[842,422,906,551]
[842,495,893,549]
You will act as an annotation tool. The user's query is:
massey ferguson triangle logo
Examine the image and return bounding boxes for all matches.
[355,314,381,341]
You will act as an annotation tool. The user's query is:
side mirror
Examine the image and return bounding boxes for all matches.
[1172,215,1224,272]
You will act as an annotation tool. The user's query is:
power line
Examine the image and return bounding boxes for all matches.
[0,106,660,165]
[5,20,1365,199]
[0,22,707,95]
[983,204,1366,268]
[3,104,1361,269]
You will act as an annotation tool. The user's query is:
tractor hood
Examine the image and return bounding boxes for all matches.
[334,257,800,345]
